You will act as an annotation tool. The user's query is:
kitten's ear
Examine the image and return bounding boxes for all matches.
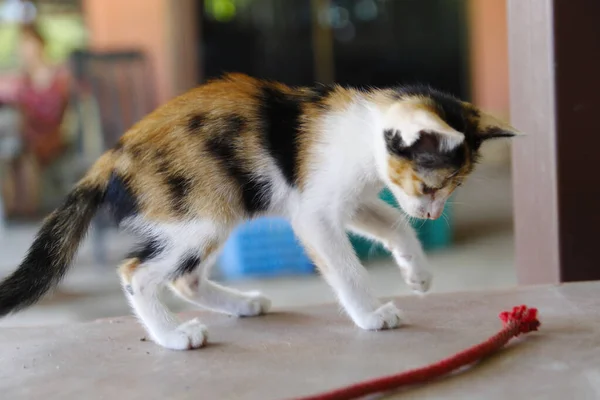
[385,102,464,150]
[476,110,523,140]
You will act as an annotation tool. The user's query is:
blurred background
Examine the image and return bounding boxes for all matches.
[0,0,515,327]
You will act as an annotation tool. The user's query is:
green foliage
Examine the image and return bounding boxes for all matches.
[0,14,87,70]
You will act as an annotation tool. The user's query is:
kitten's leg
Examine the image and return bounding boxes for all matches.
[292,214,402,330]
[118,239,207,350]
[348,199,433,293]
[169,244,271,317]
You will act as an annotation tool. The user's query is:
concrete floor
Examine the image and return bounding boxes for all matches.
[0,163,516,327]
[3,282,599,400]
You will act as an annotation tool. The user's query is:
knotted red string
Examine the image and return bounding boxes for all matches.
[292,305,540,400]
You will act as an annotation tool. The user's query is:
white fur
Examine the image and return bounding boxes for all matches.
[119,218,272,350]
[121,93,437,349]
[384,102,464,151]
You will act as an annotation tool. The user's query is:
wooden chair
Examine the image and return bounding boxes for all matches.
[68,49,157,264]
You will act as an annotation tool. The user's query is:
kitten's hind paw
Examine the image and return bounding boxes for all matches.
[237,291,271,317]
[154,319,208,350]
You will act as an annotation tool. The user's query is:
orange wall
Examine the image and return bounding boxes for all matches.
[83,0,173,104]
[468,0,510,117]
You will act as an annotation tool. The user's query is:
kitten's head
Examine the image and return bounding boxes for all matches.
[376,86,520,220]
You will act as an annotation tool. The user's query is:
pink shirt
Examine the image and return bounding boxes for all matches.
[1,67,70,164]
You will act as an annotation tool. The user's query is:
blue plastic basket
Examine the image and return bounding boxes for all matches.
[217,217,314,280]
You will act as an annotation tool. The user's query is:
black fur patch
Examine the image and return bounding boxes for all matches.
[393,85,481,149]
[171,253,201,279]
[206,135,272,214]
[166,174,193,214]
[205,115,271,214]
[412,141,467,170]
[241,176,272,215]
[127,236,165,263]
[128,144,143,159]
[187,114,205,132]
[105,173,138,223]
[257,85,303,186]
[225,114,246,133]
[311,84,336,98]
[153,148,170,174]
[150,148,193,214]
[309,84,336,108]
[481,126,516,139]
[384,129,406,156]
[385,129,467,170]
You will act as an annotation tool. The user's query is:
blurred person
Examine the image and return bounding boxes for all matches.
[0,23,71,218]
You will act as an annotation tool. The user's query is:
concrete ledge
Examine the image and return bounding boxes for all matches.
[1,282,599,399]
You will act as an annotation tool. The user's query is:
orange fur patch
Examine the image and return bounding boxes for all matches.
[387,157,421,196]
[387,154,474,198]
[118,258,141,284]
[171,275,200,297]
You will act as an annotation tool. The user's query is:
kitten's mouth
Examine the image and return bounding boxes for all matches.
[420,214,440,220]
[426,210,443,220]
[409,208,443,220]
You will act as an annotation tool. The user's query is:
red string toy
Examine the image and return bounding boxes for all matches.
[293,305,540,400]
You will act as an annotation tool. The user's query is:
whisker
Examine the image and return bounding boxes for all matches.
[442,213,451,229]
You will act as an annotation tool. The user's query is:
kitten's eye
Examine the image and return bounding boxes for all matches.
[422,184,437,195]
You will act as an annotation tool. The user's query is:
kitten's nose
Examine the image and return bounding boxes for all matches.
[427,208,443,220]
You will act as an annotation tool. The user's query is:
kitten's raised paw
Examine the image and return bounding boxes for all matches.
[403,268,433,293]
[236,291,271,317]
[155,318,208,350]
[355,302,403,330]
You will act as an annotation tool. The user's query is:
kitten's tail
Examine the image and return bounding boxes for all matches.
[0,151,117,317]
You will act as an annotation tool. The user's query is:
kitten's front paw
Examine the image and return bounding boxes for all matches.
[154,318,208,350]
[395,252,433,293]
[236,291,271,317]
[354,302,404,330]
[403,268,433,293]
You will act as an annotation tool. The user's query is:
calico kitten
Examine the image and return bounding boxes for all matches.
[0,73,519,350]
